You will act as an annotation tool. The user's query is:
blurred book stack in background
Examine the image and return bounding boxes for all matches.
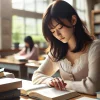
[0,78,22,100]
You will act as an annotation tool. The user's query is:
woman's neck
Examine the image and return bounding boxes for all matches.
[67,35,76,51]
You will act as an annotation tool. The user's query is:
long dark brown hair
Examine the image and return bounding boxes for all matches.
[24,36,34,53]
[42,0,93,61]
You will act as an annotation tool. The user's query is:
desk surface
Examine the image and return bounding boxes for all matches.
[0,58,26,65]
[0,58,27,79]
[19,94,96,100]
[25,63,39,68]
[25,60,45,68]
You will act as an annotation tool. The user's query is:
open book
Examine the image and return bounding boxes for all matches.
[20,80,79,100]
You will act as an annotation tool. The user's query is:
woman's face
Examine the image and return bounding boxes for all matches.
[49,18,75,43]
[25,42,29,48]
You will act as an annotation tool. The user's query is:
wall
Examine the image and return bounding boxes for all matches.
[0,18,1,49]
[0,0,12,49]
[96,0,100,3]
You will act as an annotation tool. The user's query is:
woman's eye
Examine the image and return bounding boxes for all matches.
[58,25,63,29]
[50,29,55,33]
[52,31,55,33]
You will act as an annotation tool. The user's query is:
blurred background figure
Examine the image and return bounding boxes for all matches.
[15,36,39,60]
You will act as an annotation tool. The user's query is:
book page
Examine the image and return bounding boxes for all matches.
[29,87,77,98]
[20,80,48,93]
[32,88,70,98]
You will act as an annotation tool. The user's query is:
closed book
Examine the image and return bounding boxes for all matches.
[0,68,4,78]
[0,78,22,92]
[0,72,4,78]
[0,72,15,78]
[0,89,20,100]
[20,80,79,100]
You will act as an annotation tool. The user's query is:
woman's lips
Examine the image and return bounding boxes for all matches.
[60,37,65,40]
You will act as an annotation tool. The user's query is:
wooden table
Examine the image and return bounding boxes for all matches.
[25,62,40,79]
[70,94,96,100]
[18,94,96,100]
[0,58,27,79]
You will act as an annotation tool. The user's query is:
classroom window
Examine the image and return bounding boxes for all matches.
[64,0,73,6]
[37,19,42,34]
[25,18,37,35]
[36,0,49,13]
[24,0,36,12]
[12,0,24,10]
[76,0,86,22]
[12,0,51,47]
[12,0,51,13]
[12,15,44,45]
[12,16,25,34]
[12,16,25,44]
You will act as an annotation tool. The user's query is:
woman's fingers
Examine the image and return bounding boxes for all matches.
[49,80,54,87]
[56,77,66,90]
[52,78,60,90]
[57,77,66,89]
[50,77,67,90]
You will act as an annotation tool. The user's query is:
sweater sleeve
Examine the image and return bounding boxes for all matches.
[32,53,59,84]
[17,48,26,55]
[64,40,100,95]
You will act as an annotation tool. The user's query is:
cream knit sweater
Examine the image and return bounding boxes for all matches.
[32,39,100,95]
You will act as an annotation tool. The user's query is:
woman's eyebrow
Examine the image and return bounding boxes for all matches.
[50,23,59,29]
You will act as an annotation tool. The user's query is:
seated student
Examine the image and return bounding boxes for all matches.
[32,0,100,95]
[15,36,39,60]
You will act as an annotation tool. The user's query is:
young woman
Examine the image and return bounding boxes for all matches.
[32,0,100,95]
[15,36,39,60]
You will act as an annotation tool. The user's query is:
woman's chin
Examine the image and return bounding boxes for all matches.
[61,40,68,43]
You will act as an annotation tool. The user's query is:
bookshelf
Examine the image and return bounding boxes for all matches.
[91,10,100,38]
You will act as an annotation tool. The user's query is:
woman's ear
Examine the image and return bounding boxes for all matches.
[71,15,77,26]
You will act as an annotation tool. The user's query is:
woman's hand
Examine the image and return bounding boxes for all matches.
[48,77,67,90]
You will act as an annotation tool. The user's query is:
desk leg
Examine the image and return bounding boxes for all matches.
[19,64,28,79]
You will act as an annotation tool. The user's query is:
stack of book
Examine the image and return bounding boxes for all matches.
[0,68,15,78]
[0,78,22,100]
[0,68,5,78]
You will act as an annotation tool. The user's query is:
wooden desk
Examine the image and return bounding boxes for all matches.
[19,94,96,100]
[25,60,45,79]
[25,62,40,80]
[0,58,27,79]
[70,94,96,100]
